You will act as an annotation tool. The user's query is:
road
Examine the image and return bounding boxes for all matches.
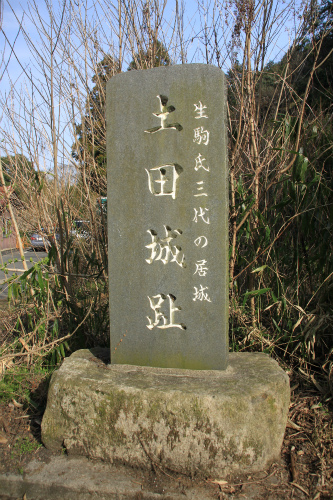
[0,248,48,299]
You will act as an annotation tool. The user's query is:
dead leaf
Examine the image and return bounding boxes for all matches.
[0,433,8,444]
[0,359,14,378]
[12,399,23,408]
[19,337,30,351]
[290,482,309,496]
[290,447,298,482]
[208,479,228,486]
[287,418,302,430]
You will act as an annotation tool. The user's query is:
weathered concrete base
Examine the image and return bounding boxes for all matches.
[41,349,290,477]
[0,455,217,500]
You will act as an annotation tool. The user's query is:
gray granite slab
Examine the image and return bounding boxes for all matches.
[106,64,228,369]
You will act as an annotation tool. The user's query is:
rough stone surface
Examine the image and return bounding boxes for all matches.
[106,64,228,370]
[41,349,290,477]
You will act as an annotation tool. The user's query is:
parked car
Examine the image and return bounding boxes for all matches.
[30,231,59,251]
[71,220,91,240]
[30,231,48,251]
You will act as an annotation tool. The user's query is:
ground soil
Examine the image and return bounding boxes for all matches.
[0,373,333,500]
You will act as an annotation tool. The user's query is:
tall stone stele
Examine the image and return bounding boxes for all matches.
[107,64,228,370]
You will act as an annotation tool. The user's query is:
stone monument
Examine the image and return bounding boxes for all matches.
[41,64,290,478]
[107,64,228,370]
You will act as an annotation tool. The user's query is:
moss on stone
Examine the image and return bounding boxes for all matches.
[94,391,130,446]
[42,350,290,476]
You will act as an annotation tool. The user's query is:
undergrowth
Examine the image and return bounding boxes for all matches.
[0,232,109,410]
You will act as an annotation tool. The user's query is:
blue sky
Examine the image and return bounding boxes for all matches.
[0,0,302,165]
[1,0,297,87]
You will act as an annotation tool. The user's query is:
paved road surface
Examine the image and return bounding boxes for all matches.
[0,248,48,299]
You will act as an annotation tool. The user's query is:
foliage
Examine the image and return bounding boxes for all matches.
[0,155,35,201]
[127,39,170,70]
[11,437,42,460]
[0,363,50,407]
[72,55,119,195]
[294,0,333,108]
[226,0,333,383]
[0,230,109,384]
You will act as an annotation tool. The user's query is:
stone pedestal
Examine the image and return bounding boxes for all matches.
[42,349,290,477]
